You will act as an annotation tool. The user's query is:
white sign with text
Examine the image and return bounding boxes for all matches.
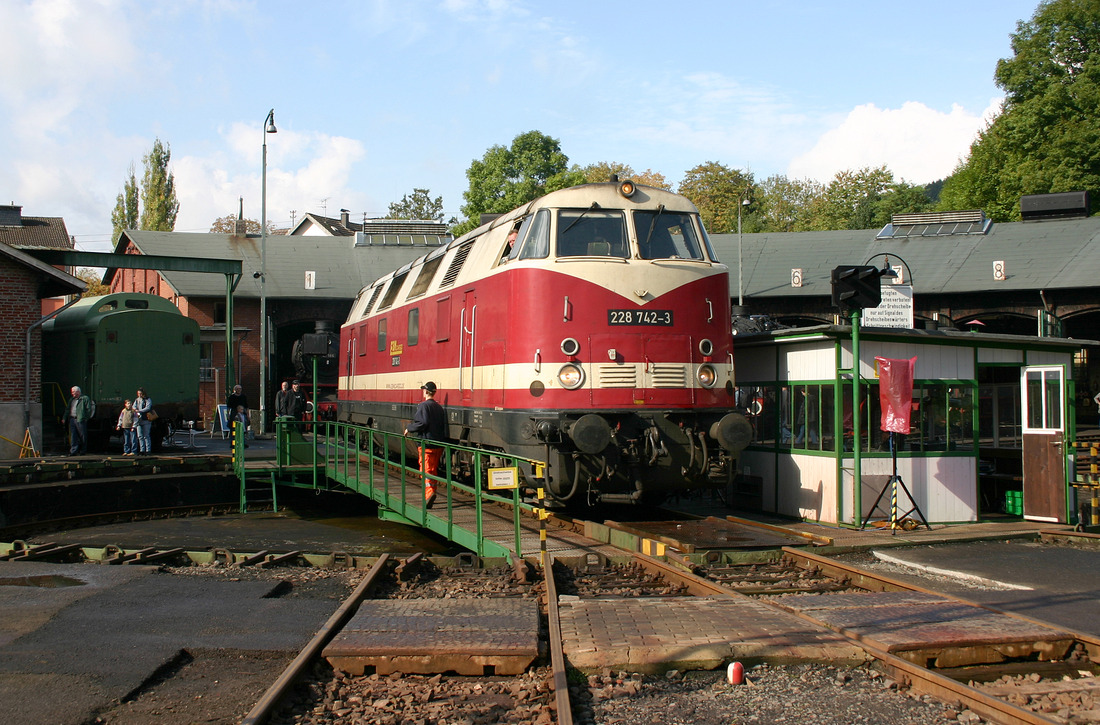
[863,284,914,328]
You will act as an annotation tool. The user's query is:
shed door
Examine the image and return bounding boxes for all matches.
[1021,366,1067,522]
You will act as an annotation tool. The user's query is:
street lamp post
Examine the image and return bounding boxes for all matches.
[736,189,751,309]
[259,109,277,434]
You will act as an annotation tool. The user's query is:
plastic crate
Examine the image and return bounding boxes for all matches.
[1004,490,1023,516]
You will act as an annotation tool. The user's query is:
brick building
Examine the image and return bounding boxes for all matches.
[0,207,84,456]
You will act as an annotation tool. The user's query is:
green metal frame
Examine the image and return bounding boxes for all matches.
[242,418,545,562]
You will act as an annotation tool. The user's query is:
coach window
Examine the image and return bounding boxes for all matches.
[633,210,705,260]
[557,209,627,258]
[377,318,387,353]
[408,308,419,346]
[517,209,550,260]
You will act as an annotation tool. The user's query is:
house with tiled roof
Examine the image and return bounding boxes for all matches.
[0,205,84,456]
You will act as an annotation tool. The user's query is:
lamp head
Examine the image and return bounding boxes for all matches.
[264,109,277,134]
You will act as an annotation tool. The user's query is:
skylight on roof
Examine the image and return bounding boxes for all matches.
[876,210,992,239]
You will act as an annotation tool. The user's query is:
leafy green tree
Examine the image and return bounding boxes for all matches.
[581,161,634,184]
[386,188,450,222]
[111,138,179,241]
[455,131,581,236]
[76,268,110,297]
[209,214,263,234]
[677,162,753,234]
[806,166,894,230]
[139,138,179,231]
[940,0,1100,219]
[110,164,139,242]
[755,174,824,232]
[634,168,672,190]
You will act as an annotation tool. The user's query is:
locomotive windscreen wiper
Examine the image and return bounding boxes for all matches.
[561,201,600,235]
[642,204,666,253]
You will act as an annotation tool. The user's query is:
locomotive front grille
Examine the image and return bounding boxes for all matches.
[650,363,687,388]
[597,365,638,388]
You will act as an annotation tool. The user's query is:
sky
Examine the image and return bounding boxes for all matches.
[0,0,1044,252]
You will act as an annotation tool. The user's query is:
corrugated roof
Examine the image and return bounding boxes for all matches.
[114,231,440,299]
[709,216,1100,300]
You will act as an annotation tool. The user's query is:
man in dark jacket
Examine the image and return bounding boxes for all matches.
[285,380,308,420]
[403,382,446,507]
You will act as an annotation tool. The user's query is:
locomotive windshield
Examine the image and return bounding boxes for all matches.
[557,209,628,258]
[633,210,705,260]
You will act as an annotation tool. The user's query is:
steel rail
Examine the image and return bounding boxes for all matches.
[543,559,574,725]
[628,550,1077,725]
[240,553,392,725]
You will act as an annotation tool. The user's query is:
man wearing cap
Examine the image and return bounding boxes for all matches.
[285,380,308,420]
[404,382,446,507]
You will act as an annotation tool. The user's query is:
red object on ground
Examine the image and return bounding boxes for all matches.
[727,661,744,685]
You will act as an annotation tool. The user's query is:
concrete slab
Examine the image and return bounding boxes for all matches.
[771,591,1075,667]
[557,596,867,673]
[0,561,340,725]
[324,599,540,676]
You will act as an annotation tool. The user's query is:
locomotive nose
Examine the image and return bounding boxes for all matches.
[710,413,753,454]
[567,413,612,454]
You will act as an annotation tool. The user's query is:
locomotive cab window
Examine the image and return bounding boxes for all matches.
[517,209,550,260]
[557,209,627,258]
[634,210,705,260]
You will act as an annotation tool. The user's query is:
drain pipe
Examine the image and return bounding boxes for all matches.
[25,298,82,443]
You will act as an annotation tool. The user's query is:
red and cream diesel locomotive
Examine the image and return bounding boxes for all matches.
[337,179,752,505]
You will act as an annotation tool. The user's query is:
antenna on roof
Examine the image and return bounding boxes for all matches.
[320,198,329,217]
[289,210,297,227]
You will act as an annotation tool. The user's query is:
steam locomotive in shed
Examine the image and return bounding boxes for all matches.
[336,180,752,505]
[41,293,200,452]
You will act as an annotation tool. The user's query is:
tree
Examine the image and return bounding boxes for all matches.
[209,214,263,234]
[806,166,894,230]
[76,268,110,297]
[677,161,753,234]
[110,164,139,242]
[110,138,180,241]
[634,168,672,190]
[139,138,179,231]
[456,130,581,235]
[756,174,824,232]
[939,0,1100,219]
[386,188,449,222]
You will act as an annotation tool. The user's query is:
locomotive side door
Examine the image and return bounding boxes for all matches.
[459,291,476,403]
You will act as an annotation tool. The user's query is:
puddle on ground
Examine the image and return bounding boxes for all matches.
[0,575,85,588]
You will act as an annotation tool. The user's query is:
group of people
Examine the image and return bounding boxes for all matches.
[68,385,155,456]
[114,388,155,455]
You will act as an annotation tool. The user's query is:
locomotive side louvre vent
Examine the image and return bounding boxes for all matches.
[362,285,384,318]
[440,242,474,288]
[650,363,687,388]
[597,364,637,388]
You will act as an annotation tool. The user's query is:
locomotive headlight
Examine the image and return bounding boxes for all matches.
[558,363,585,390]
[618,179,636,198]
[697,363,718,388]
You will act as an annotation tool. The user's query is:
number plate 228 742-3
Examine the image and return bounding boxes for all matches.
[607,309,674,326]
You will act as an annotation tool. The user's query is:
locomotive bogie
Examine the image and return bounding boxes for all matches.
[337,181,749,505]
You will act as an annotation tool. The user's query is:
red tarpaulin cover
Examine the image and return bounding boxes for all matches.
[876,356,916,433]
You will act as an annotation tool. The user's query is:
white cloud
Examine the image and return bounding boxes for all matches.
[788,99,1003,184]
[173,124,369,234]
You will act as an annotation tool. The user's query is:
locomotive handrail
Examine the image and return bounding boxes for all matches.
[283,418,542,561]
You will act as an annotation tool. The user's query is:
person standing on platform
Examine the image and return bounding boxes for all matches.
[403,382,446,508]
[274,380,290,418]
[68,386,94,455]
[116,399,136,455]
[133,388,153,455]
[227,384,250,437]
[285,380,308,421]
